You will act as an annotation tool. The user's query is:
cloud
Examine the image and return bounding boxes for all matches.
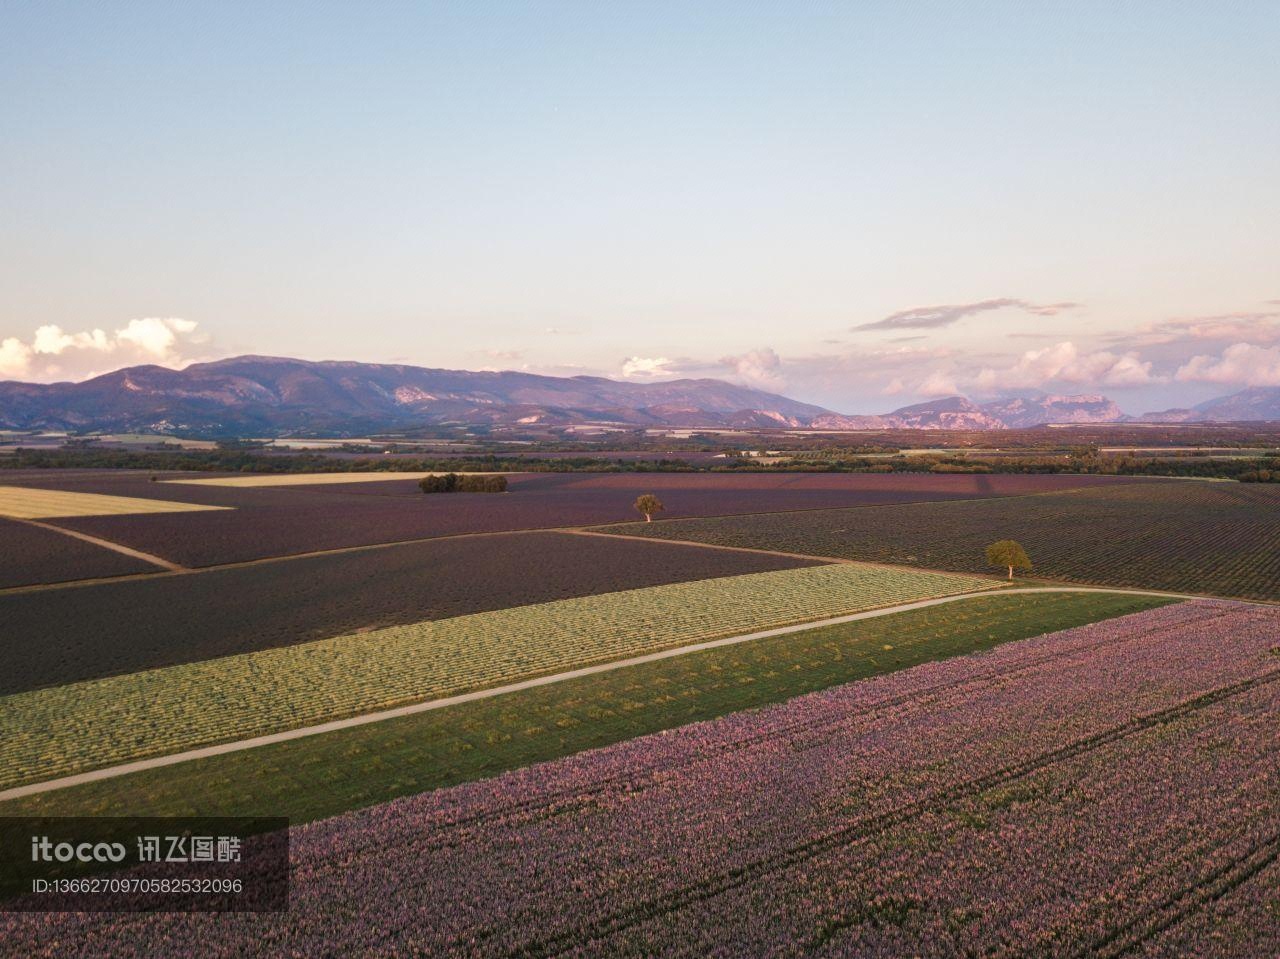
[881,377,906,396]
[1175,343,1280,387]
[718,347,786,393]
[1135,311,1280,346]
[975,341,1162,390]
[477,349,524,362]
[918,371,960,396]
[0,338,34,378]
[620,356,675,379]
[854,298,1080,332]
[0,318,208,382]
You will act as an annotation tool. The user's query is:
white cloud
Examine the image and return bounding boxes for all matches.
[1175,343,1280,387]
[32,325,111,355]
[620,356,675,379]
[881,377,906,396]
[0,317,208,382]
[115,317,199,361]
[718,347,786,393]
[0,338,34,378]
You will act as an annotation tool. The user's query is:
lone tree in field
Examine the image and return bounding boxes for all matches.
[986,539,1032,580]
[634,493,664,522]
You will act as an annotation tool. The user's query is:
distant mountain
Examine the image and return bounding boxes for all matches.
[0,355,834,436]
[981,393,1127,428]
[0,357,1167,435]
[810,393,1122,431]
[1142,387,1280,424]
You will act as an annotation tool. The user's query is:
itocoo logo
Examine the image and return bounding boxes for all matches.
[30,836,127,863]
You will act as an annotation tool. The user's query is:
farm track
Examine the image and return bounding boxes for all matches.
[497,667,1280,959]
[0,587,1212,804]
[5,516,187,572]
[1076,829,1280,959]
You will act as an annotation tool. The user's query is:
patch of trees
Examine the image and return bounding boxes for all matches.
[419,473,509,493]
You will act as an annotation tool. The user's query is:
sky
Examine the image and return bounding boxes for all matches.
[1,2,1277,415]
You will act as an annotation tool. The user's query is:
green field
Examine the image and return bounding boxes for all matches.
[0,591,1170,823]
[596,480,1280,600]
[0,563,997,790]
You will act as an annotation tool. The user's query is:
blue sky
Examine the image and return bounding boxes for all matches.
[1,2,1277,414]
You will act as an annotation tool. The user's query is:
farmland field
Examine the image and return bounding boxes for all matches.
[7,600,1275,956]
[598,479,1280,600]
[0,518,159,589]
[0,563,996,789]
[0,591,1166,823]
[0,469,1148,568]
[0,484,227,519]
[1,531,817,694]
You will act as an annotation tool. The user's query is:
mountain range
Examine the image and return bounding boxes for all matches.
[1,355,1278,435]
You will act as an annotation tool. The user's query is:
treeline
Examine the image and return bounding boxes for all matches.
[0,448,696,474]
[5,445,1280,483]
[419,473,508,493]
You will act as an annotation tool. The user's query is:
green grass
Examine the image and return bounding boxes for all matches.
[0,591,1172,824]
[0,563,997,790]
[594,481,1280,601]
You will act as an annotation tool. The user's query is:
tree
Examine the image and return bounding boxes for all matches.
[634,493,664,522]
[986,540,1032,580]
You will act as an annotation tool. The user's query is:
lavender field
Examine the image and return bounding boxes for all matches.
[8,600,1278,957]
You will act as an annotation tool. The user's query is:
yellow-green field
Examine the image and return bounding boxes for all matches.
[0,486,229,519]
[0,563,999,789]
[163,471,513,487]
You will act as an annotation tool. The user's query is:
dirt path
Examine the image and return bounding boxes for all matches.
[7,516,188,573]
[0,585,1207,803]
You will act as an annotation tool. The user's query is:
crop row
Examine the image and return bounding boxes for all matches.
[0,592,1165,825]
[0,563,997,789]
[598,480,1280,600]
[2,530,814,695]
[6,600,1277,955]
[0,518,159,589]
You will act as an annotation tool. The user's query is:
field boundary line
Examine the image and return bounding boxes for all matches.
[0,586,1202,802]
[5,517,188,573]
[0,527,585,596]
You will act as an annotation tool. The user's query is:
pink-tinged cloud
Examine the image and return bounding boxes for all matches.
[974,341,1162,391]
[1135,311,1280,346]
[718,347,786,393]
[917,370,961,396]
[854,298,1081,332]
[1176,343,1280,387]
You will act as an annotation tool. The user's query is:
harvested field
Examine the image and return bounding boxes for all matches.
[0,564,997,789]
[0,485,226,519]
[0,531,818,694]
[0,592,1170,824]
[0,519,159,589]
[7,470,1151,567]
[600,479,1280,600]
[8,601,1275,956]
